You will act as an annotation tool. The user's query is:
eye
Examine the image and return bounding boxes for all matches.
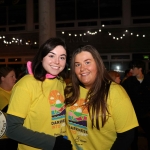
[49,54,54,58]
[85,61,90,65]
[60,56,66,60]
[75,63,80,67]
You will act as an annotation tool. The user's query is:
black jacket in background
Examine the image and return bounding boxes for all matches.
[121,75,150,118]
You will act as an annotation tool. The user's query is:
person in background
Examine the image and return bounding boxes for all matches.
[108,70,121,84]
[121,60,150,150]
[121,69,132,83]
[0,66,17,150]
[0,66,16,113]
[6,38,72,150]
[147,70,150,77]
[64,45,138,150]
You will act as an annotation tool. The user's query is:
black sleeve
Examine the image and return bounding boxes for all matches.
[6,114,56,150]
[2,105,8,113]
[110,128,135,150]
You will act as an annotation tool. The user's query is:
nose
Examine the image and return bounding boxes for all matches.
[80,64,86,71]
[54,57,59,64]
[14,77,17,82]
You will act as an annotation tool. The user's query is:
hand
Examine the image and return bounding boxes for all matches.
[53,135,72,150]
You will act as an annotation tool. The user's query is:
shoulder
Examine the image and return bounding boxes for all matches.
[109,82,128,97]
[14,74,39,89]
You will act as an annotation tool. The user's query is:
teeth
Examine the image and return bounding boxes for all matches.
[81,73,88,76]
[51,66,59,69]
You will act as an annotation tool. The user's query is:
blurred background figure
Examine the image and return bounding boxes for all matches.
[108,70,121,84]
[0,66,17,150]
[147,71,150,77]
[121,69,132,83]
[0,66,16,113]
[122,60,150,150]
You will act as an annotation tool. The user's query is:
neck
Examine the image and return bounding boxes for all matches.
[0,84,11,91]
[136,74,144,80]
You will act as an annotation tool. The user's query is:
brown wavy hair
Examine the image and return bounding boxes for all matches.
[108,70,120,82]
[64,45,113,130]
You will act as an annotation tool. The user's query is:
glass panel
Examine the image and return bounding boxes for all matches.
[8,0,26,25]
[133,18,150,24]
[132,53,150,60]
[131,0,150,17]
[101,55,108,60]
[56,0,75,21]
[0,6,6,25]
[111,55,130,60]
[77,0,98,20]
[9,26,25,31]
[101,20,121,25]
[56,23,74,28]
[110,61,130,79]
[78,21,97,27]
[8,58,21,62]
[0,59,5,62]
[100,0,122,18]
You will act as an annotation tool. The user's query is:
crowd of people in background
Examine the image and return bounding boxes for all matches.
[1,38,150,150]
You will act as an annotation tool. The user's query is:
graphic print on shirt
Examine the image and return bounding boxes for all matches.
[49,90,66,136]
[68,98,88,148]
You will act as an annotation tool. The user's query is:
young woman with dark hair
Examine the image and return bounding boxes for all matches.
[6,37,72,150]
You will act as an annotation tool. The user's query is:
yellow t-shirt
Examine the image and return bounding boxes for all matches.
[0,87,11,110]
[66,82,139,150]
[7,75,66,150]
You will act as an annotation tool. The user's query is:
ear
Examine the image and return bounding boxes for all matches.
[139,68,142,72]
[1,76,5,82]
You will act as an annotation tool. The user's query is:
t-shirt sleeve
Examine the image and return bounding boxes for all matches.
[0,94,8,110]
[7,85,32,118]
[109,83,139,133]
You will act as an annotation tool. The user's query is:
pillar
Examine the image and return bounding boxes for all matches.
[39,0,56,47]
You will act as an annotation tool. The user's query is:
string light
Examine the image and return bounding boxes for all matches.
[0,24,148,45]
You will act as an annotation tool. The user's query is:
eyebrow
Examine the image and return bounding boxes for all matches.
[49,51,67,57]
[75,58,91,63]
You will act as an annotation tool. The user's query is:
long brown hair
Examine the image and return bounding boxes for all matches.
[65,45,113,130]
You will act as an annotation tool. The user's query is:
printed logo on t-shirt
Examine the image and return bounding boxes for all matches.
[49,90,65,132]
[68,98,88,147]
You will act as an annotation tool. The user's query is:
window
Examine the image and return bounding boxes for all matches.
[76,0,98,20]
[131,0,150,17]
[56,0,75,21]
[100,0,122,18]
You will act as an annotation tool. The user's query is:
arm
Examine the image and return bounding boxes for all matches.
[110,128,135,150]
[6,114,72,150]
[6,114,56,149]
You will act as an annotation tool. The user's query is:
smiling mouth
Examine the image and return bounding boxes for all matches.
[81,73,89,76]
[51,66,59,70]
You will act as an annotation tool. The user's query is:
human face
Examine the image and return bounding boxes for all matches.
[2,70,16,90]
[74,51,97,89]
[130,67,142,77]
[115,76,121,84]
[127,71,132,77]
[42,45,66,75]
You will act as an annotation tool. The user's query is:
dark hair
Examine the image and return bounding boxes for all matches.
[124,69,130,76]
[65,45,113,130]
[0,66,14,83]
[31,37,67,81]
[129,60,145,74]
